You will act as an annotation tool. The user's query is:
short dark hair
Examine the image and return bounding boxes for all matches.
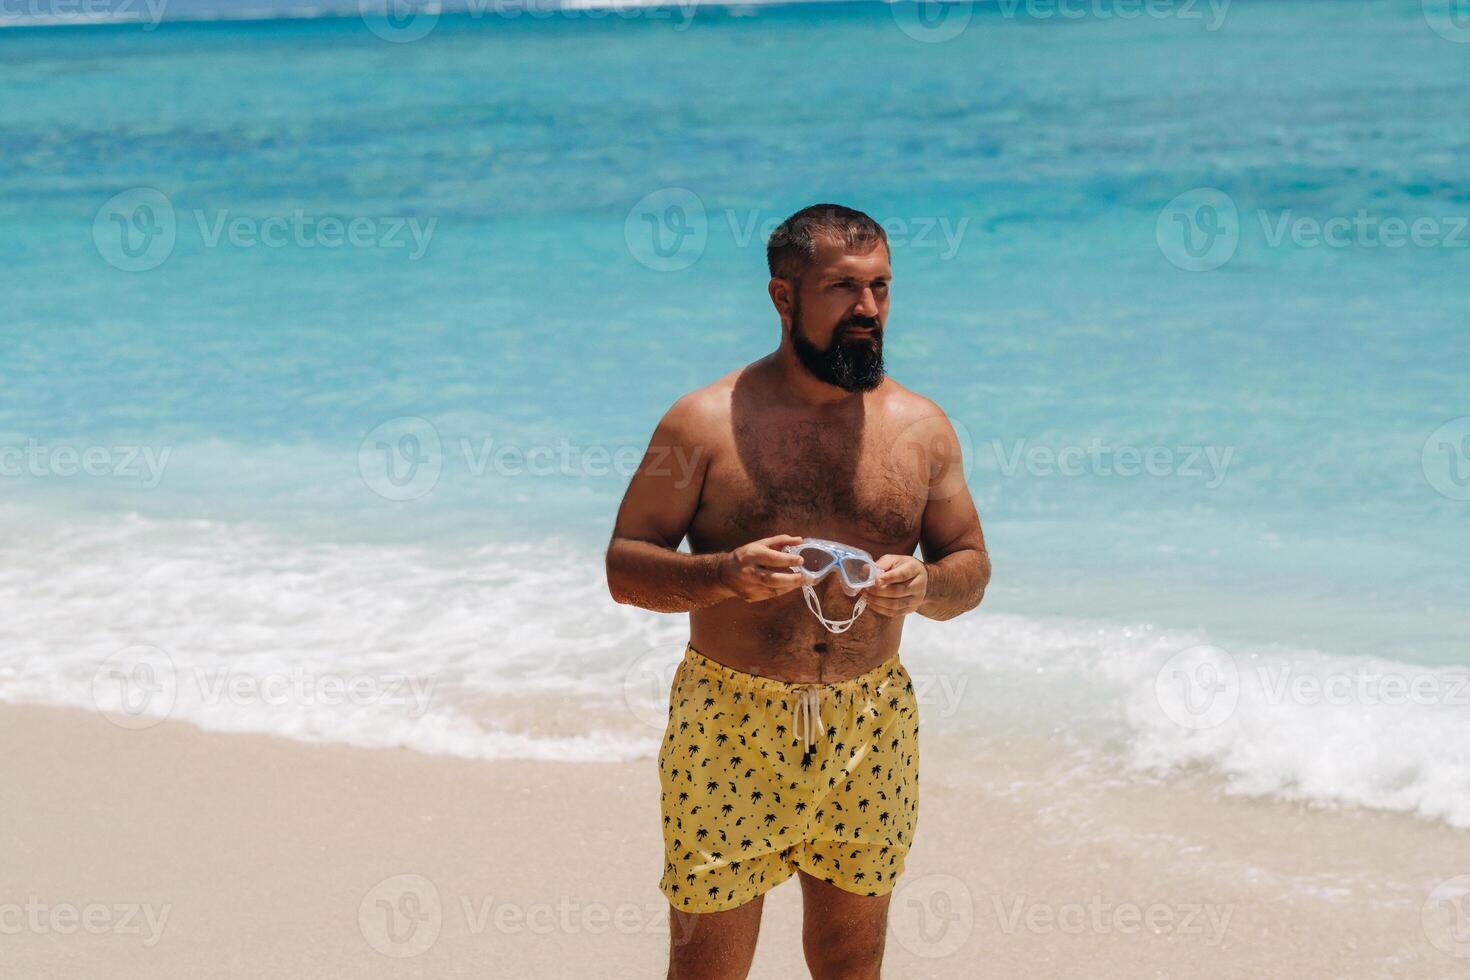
[766,204,888,281]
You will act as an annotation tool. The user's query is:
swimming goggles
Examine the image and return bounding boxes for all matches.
[783,538,882,633]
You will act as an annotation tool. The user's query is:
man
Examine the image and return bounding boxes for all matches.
[606,203,990,980]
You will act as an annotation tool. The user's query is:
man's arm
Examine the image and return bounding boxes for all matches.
[867,412,990,621]
[605,392,805,612]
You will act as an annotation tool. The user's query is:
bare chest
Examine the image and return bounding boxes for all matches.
[688,414,928,554]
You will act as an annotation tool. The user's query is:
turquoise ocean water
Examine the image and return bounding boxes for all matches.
[1,0,1467,826]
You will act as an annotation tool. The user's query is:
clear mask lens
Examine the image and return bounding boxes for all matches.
[839,556,879,589]
[796,547,838,576]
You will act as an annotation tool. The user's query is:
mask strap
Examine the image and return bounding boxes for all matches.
[802,582,867,634]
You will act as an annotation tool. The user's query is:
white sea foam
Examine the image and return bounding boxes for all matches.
[0,509,675,760]
[903,614,1470,828]
[2,509,1467,828]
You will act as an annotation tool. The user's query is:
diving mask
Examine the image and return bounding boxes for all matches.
[783,538,882,633]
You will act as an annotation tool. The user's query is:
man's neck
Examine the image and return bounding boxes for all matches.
[763,342,876,410]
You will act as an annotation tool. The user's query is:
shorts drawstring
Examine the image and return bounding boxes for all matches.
[678,643,903,758]
[791,685,823,753]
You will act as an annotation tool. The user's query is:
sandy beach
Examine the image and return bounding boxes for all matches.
[5,701,1466,979]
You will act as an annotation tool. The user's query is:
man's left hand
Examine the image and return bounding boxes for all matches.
[866,555,928,618]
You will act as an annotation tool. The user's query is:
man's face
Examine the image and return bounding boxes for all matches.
[785,235,891,392]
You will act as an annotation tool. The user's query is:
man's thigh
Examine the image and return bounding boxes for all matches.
[667,893,766,980]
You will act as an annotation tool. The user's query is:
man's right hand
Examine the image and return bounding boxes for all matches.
[718,534,809,602]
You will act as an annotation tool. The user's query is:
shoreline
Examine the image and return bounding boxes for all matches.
[4,701,1466,978]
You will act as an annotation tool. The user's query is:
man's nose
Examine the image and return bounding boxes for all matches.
[853,287,880,319]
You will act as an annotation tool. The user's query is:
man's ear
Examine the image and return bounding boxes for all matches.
[768,277,794,328]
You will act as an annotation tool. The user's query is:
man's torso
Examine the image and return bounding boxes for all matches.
[685,362,940,682]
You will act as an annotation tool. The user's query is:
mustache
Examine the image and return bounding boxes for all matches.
[837,315,882,337]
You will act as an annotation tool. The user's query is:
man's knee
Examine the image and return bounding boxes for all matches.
[667,899,763,980]
[803,919,886,980]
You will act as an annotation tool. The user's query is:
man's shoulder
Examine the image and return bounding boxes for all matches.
[656,371,739,441]
[876,377,949,426]
[876,380,968,493]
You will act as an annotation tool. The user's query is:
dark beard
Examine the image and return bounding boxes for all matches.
[789,297,885,393]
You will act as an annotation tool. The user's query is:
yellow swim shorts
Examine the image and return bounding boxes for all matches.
[657,642,920,914]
